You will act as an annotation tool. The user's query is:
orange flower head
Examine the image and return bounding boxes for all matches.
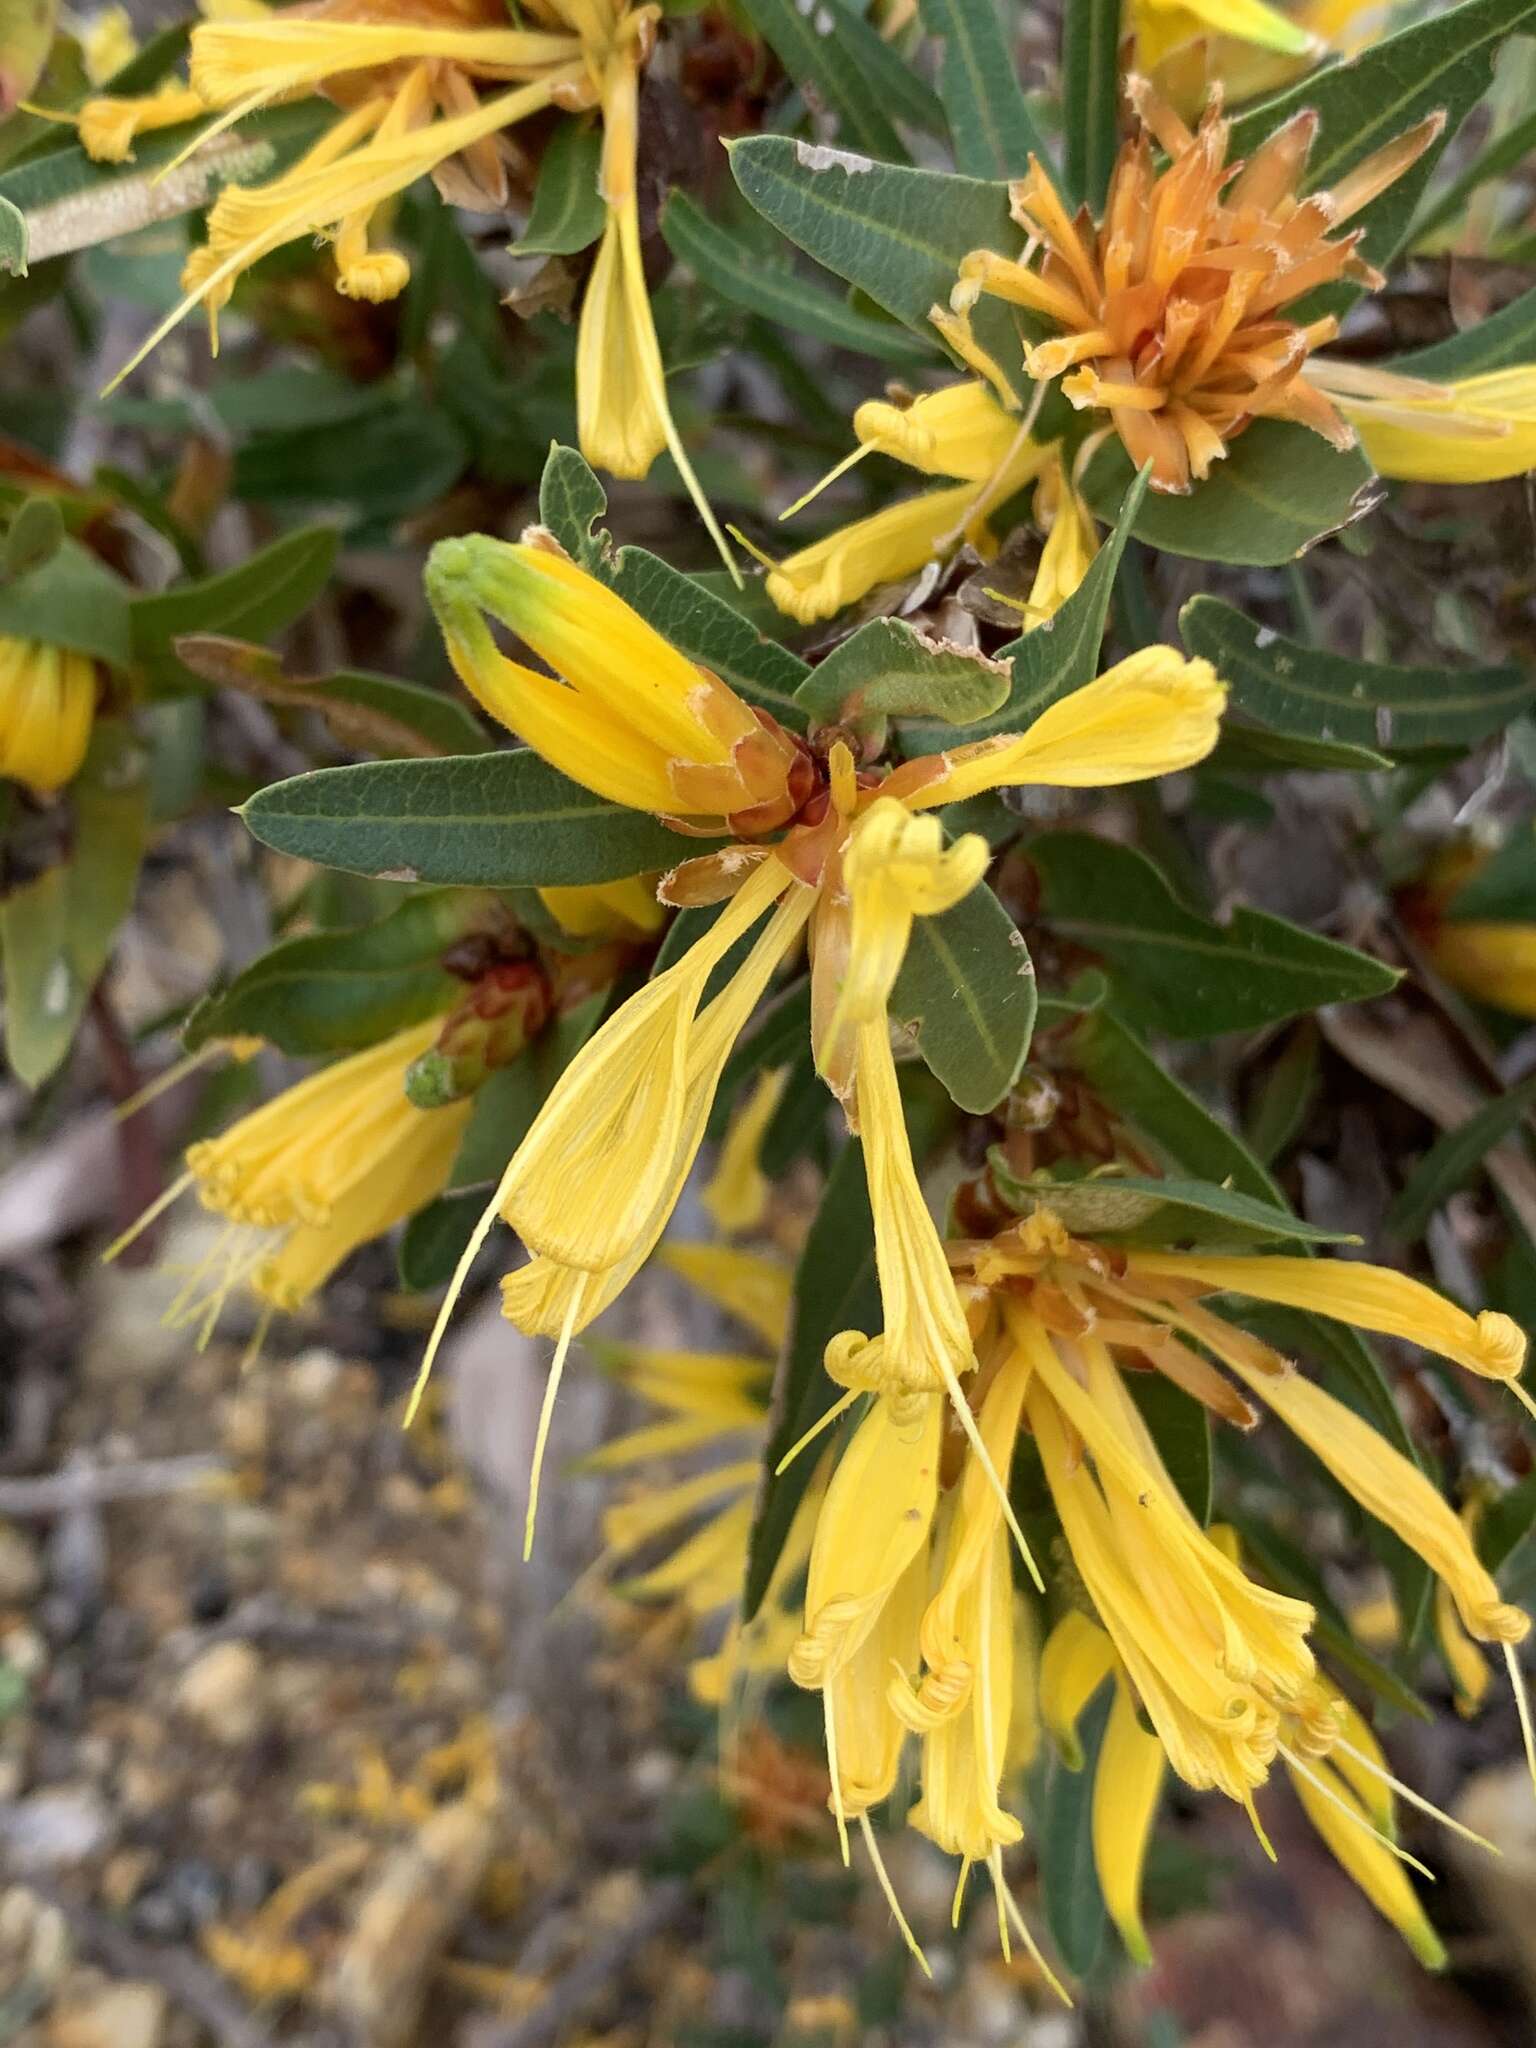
[955,82,1442,492]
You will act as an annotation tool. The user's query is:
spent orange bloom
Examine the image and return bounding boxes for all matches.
[952,82,1441,493]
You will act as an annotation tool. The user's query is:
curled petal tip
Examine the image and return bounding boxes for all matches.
[1474,1309,1526,1380]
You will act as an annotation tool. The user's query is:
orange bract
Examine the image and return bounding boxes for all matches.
[956,82,1441,492]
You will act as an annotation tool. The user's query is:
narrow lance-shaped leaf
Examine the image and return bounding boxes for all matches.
[184,890,501,1056]
[661,190,940,368]
[1180,596,1536,752]
[919,0,1050,180]
[241,752,724,889]
[1061,0,1121,210]
[890,880,1036,1112]
[1029,833,1400,1036]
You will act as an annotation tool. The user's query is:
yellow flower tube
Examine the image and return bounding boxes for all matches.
[0,637,98,795]
[1092,1679,1166,1966]
[1040,1612,1116,1768]
[1287,1758,1447,1968]
[1124,1249,1527,1385]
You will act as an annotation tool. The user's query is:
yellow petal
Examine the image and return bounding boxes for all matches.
[1040,1612,1116,1768]
[1093,1680,1166,1966]
[1426,918,1536,1021]
[702,1066,789,1235]
[1223,1361,1528,1645]
[1339,366,1536,485]
[852,380,1034,481]
[0,638,97,794]
[1127,1249,1527,1383]
[1288,1759,1447,1967]
[900,648,1225,808]
[1136,0,1317,55]
[790,1392,943,1689]
[188,19,579,108]
[659,1242,794,1352]
[537,877,665,937]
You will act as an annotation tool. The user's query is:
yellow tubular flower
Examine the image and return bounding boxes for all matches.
[789,1393,943,1695]
[1287,1757,1447,1968]
[497,859,806,1283]
[1436,1579,1493,1717]
[1424,918,1536,1020]
[1222,1362,1527,1646]
[1093,1679,1166,1966]
[78,5,141,86]
[1131,0,1318,70]
[78,80,209,161]
[702,1066,789,1235]
[659,1241,793,1352]
[892,1351,1031,1731]
[852,381,1028,481]
[133,1015,472,1334]
[1040,1612,1116,1768]
[1124,1249,1527,1386]
[0,637,97,794]
[907,1512,1022,1863]
[1310,364,1536,485]
[101,66,584,391]
[884,648,1226,810]
[766,399,1054,625]
[536,876,665,937]
[427,535,800,821]
[1023,458,1100,627]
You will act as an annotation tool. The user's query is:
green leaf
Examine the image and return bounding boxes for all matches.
[919,0,1049,179]
[1480,1469,1536,1576]
[605,542,812,729]
[745,1141,878,1620]
[917,463,1151,751]
[131,527,338,690]
[0,719,149,1088]
[988,1167,1350,1246]
[825,2,950,142]
[661,190,939,367]
[1028,833,1400,1036]
[732,0,906,159]
[1037,1687,1109,1979]
[539,441,610,566]
[1061,0,1121,210]
[171,635,491,759]
[183,890,495,1056]
[241,751,720,888]
[1387,1073,1536,1241]
[1062,1003,1282,1203]
[0,538,131,664]
[726,135,1026,383]
[534,447,812,727]
[1127,1371,1211,1523]
[1228,0,1536,280]
[1371,283,1536,381]
[1245,1020,1322,1168]
[890,882,1035,1112]
[0,194,26,278]
[2,495,63,580]
[398,1188,488,1293]
[1086,423,1375,568]
[1181,596,1535,753]
[794,616,1011,729]
[514,118,604,257]
[1209,723,1392,775]
[234,403,468,528]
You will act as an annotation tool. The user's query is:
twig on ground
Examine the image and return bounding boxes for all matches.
[0,1455,225,1519]
[462,1879,690,2048]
